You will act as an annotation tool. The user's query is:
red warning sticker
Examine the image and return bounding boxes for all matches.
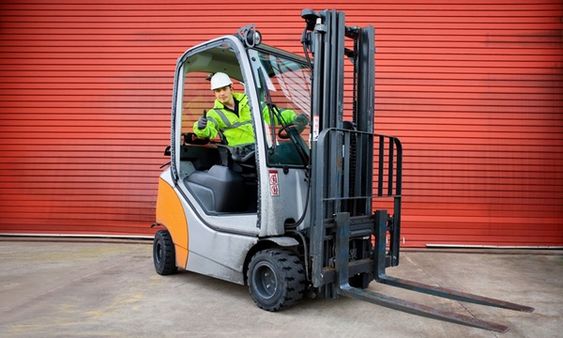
[269,170,279,197]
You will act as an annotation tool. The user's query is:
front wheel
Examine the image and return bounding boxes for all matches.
[153,230,177,275]
[247,249,306,311]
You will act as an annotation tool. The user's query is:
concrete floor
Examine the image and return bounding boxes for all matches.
[0,239,561,338]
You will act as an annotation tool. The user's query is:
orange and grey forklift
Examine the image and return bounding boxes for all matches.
[152,9,533,332]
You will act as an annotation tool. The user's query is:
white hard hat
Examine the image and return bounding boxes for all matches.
[210,72,233,90]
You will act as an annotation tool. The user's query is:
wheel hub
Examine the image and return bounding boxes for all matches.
[253,262,278,299]
[155,242,163,264]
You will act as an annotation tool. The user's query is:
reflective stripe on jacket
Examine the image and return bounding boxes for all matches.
[193,92,296,146]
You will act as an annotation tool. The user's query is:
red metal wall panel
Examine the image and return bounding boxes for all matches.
[0,1,561,246]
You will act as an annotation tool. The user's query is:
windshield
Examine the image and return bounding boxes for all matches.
[249,48,311,166]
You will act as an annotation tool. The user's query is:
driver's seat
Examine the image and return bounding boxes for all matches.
[185,165,256,214]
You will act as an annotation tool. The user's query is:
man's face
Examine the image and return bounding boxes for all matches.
[213,85,232,105]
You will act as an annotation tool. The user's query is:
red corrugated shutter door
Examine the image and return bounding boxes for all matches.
[0,1,561,245]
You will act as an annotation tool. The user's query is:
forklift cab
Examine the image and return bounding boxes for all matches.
[170,33,312,236]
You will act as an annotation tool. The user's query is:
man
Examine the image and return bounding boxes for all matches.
[193,72,307,146]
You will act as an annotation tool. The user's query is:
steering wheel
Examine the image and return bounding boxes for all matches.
[232,144,256,163]
[216,143,256,164]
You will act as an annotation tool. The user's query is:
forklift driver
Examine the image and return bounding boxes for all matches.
[192,72,308,146]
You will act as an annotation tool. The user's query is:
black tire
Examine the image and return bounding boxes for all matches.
[247,249,306,311]
[153,230,177,275]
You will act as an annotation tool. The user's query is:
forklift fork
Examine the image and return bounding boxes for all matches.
[334,212,534,333]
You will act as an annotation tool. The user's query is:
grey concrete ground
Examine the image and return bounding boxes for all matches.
[0,239,561,338]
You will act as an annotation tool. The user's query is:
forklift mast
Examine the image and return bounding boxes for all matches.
[300,9,532,332]
[302,8,402,291]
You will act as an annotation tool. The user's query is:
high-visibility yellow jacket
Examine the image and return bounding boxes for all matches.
[192,92,296,146]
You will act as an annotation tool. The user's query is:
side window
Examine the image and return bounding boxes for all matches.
[181,72,214,138]
[251,50,312,167]
[266,73,311,147]
[180,46,248,142]
[177,44,259,215]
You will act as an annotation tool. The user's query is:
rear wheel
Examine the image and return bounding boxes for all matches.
[247,249,306,311]
[153,230,177,275]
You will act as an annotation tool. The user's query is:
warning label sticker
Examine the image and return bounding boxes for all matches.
[269,170,279,197]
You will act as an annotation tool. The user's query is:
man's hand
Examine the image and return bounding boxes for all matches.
[197,116,208,129]
[293,114,309,133]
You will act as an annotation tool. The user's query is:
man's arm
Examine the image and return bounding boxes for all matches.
[262,105,308,132]
[261,105,296,125]
[192,111,220,139]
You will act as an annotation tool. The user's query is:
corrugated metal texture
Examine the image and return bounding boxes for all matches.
[0,1,561,245]
[368,1,563,247]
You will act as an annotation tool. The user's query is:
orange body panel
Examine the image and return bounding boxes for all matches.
[156,178,189,269]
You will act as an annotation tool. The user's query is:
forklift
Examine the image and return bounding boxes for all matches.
[152,9,533,332]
